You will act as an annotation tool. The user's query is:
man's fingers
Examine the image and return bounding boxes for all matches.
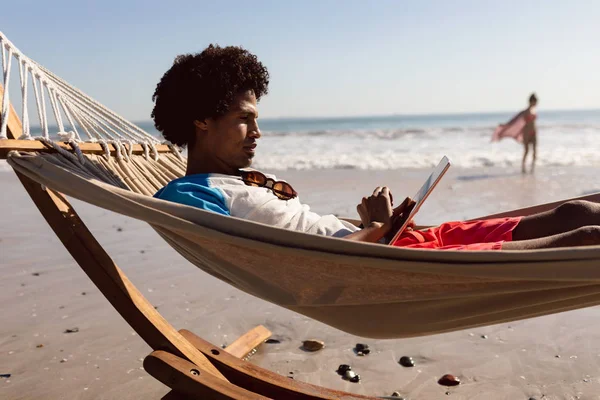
[372,186,383,196]
[393,197,410,215]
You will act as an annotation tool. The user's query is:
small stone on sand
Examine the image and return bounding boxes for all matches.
[438,374,460,386]
[64,327,79,334]
[344,370,359,382]
[399,356,415,367]
[336,364,351,375]
[36,344,44,348]
[355,343,370,354]
[32,272,40,276]
[265,339,280,344]
[302,339,324,352]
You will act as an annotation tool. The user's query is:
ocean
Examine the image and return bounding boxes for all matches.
[140,109,600,171]
[4,109,600,172]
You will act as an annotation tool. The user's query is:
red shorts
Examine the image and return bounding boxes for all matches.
[392,217,522,250]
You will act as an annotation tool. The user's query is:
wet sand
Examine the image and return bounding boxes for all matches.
[2,165,600,399]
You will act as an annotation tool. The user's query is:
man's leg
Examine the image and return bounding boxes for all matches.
[503,226,600,250]
[512,200,600,241]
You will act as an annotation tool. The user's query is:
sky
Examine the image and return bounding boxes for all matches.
[1,0,599,122]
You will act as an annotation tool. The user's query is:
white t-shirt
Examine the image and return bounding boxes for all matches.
[154,172,360,238]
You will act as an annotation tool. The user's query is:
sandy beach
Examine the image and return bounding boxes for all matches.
[2,164,600,399]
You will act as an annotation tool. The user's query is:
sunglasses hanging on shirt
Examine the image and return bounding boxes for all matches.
[240,170,298,200]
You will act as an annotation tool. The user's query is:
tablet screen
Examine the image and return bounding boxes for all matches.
[387,156,451,245]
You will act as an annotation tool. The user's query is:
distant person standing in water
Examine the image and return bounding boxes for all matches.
[492,93,538,174]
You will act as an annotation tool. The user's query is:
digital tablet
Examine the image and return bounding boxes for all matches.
[387,156,451,245]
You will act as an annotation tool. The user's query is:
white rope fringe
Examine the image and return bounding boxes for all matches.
[0,31,170,162]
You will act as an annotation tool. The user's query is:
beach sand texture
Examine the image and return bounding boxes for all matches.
[2,165,600,399]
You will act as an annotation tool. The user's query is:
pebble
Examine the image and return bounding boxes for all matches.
[32,272,40,276]
[438,374,460,386]
[355,343,370,354]
[391,392,404,398]
[481,334,488,339]
[265,339,281,344]
[60,358,68,363]
[140,250,145,254]
[344,370,359,382]
[36,344,44,348]
[0,374,11,379]
[399,356,415,367]
[64,327,79,334]
[81,292,86,296]
[116,227,123,232]
[337,364,351,375]
[302,339,324,352]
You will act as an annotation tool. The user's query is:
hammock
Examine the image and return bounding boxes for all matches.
[3,31,600,342]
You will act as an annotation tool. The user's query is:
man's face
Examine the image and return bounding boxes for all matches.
[198,90,261,174]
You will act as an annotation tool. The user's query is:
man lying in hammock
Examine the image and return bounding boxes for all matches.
[152,45,600,251]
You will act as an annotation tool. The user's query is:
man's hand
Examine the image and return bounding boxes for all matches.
[356,187,394,232]
[385,197,416,242]
[348,190,416,244]
[392,197,416,228]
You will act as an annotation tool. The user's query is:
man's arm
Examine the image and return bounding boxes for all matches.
[344,222,387,242]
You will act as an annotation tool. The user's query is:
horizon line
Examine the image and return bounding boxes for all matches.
[129,107,600,125]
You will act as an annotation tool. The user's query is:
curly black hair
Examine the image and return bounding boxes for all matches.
[151,44,269,147]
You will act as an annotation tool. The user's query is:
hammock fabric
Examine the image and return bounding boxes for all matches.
[8,149,600,339]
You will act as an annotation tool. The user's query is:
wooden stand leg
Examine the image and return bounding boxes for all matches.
[14,172,226,381]
[225,325,272,359]
[145,351,268,400]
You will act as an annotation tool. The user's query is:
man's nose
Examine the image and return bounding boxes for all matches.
[249,121,261,138]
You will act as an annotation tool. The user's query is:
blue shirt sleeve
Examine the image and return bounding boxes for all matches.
[154,175,230,216]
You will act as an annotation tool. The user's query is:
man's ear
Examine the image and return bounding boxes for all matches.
[193,119,208,131]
